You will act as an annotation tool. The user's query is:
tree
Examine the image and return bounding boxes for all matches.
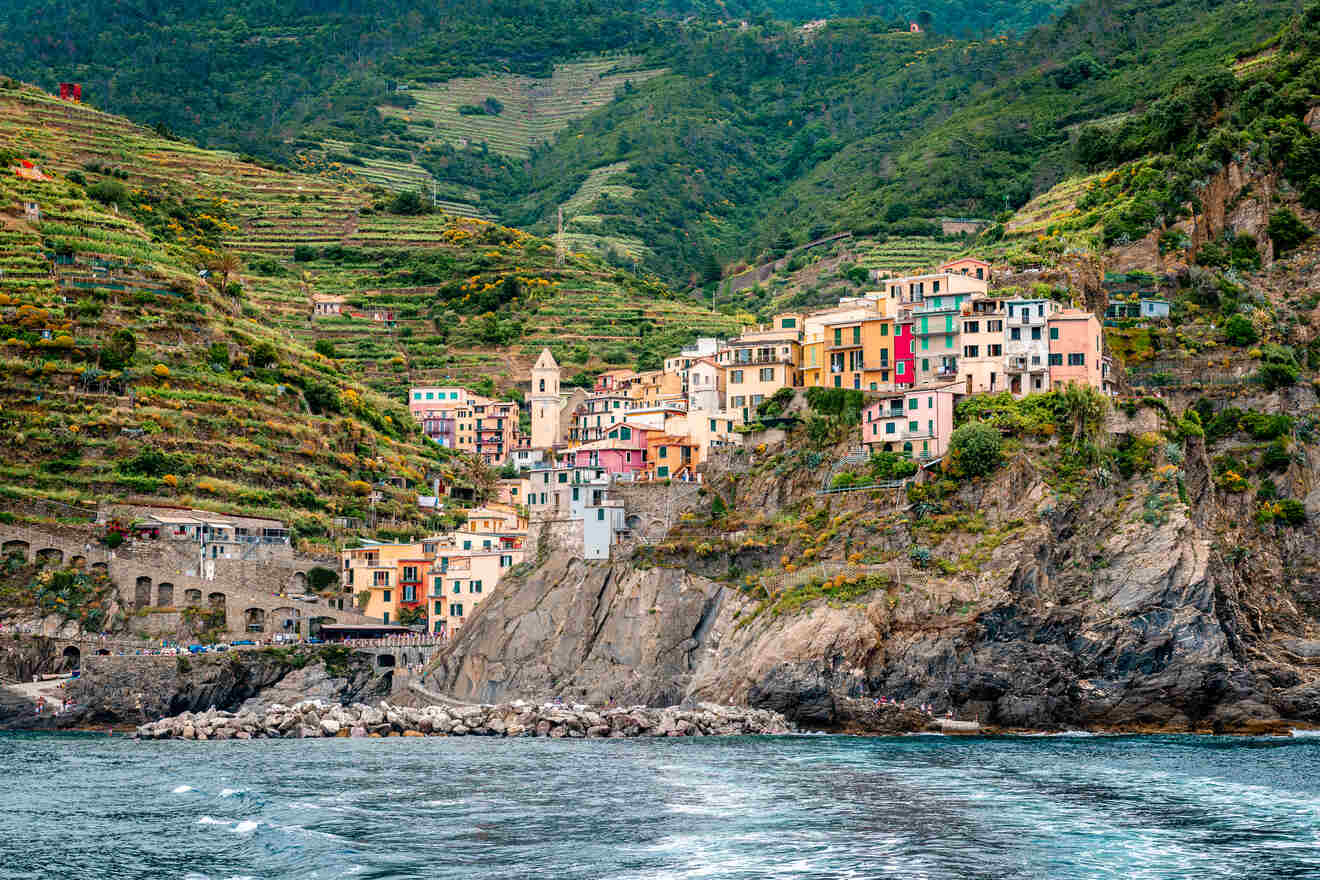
[1223,314,1259,347]
[1060,382,1108,443]
[207,250,242,294]
[314,339,337,358]
[884,202,911,223]
[250,341,279,368]
[948,421,1002,477]
[701,251,722,284]
[99,329,136,369]
[1267,209,1313,257]
[388,189,431,216]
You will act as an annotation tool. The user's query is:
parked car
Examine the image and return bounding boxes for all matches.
[231,640,255,646]
[212,643,230,652]
[187,644,205,654]
[306,638,323,645]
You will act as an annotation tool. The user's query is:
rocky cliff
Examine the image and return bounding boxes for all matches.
[0,646,390,729]
[432,407,1320,733]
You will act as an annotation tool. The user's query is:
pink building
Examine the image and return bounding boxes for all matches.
[893,321,916,387]
[861,383,958,460]
[567,422,651,476]
[1047,310,1108,392]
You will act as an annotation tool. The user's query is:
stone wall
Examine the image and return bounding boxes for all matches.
[0,523,373,639]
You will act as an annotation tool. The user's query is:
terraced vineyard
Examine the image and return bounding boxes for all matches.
[393,58,666,160]
[0,78,739,430]
[0,90,469,543]
[851,236,968,277]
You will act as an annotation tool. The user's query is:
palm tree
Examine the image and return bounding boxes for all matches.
[1061,382,1108,450]
[208,250,242,295]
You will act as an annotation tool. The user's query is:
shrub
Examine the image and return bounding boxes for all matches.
[304,381,342,414]
[152,363,169,378]
[99,329,136,369]
[1266,209,1313,257]
[948,422,1002,477]
[1260,441,1291,473]
[314,339,337,358]
[87,179,129,207]
[118,448,187,478]
[1223,314,1259,346]
[250,341,279,368]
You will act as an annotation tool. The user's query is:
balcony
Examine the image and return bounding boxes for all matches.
[935,366,959,378]
[1006,357,1028,373]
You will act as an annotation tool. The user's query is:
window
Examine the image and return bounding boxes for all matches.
[1037,304,1044,317]
[620,427,631,440]
[596,508,605,521]
[433,576,443,595]
[852,326,861,345]
[760,367,774,381]
[886,422,895,434]
[881,323,889,336]
[557,472,568,483]
[933,280,941,293]
[539,379,545,392]
[501,555,512,567]
[927,396,934,408]
[382,611,390,624]
[896,362,905,376]
[657,465,669,478]
[402,566,418,582]
[462,540,472,550]
[450,603,463,617]
[434,600,444,615]
[908,397,918,410]
[1031,327,1042,341]
[730,370,744,384]
[1048,353,1063,366]
[976,267,984,280]
[450,391,458,400]
[373,571,390,587]
[921,359,930,372]
[572,487,580,501]
[1010,328,1021,341]
[920,337,929,351]
[909,420,919,432]
[781,317,796,328]
[403,585,416,602]
[472,580,482,594]
[1031,355,1041,365]
[987,320,1002,332]
[988,345,1002,356]
[964,345,979,358]
[1049,327,1059,340]
[945,334,954,348]
[1068,353,1086,366]
[833,328,842,346]
[453,582,462,594]
[965,321,979,334]
[382,590,391,603]
[731,396,745,407]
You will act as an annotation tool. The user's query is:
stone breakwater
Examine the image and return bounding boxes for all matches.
[134,699,793,740]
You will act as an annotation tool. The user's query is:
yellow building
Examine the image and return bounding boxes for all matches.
[341,540,440,626]
[427,545,524,636]
[717,313,804,423]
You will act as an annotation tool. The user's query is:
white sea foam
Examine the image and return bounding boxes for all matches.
[1291,728,1320,738]
[218,788,244,798]
[233,820,259,834]
[197,816,230,826]
[173,784,196,793]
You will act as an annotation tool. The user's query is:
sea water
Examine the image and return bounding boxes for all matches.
[3,732,1319,879]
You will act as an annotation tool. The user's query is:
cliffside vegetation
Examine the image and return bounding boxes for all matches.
[0,80,736,544]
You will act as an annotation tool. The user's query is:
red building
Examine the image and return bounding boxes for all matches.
[58,83,82,102]
[893,321,916,387]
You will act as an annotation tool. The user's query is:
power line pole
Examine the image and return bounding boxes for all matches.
[556,205,565,267]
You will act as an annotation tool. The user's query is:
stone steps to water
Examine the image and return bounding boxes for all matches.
[135,698,792,741]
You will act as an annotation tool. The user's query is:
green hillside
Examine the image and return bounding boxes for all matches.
[0,78,741,539]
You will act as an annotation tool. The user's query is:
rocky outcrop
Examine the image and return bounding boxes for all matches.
[429,437,1319,734]
[58,648,388,727]
[136,699,792,740]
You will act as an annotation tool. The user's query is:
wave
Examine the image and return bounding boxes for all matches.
[218,788,244,797]
[172,785,196,794]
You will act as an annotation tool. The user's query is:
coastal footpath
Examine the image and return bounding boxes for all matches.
[136,699,793,740]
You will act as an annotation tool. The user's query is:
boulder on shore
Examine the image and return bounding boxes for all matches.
[134,699,793,742]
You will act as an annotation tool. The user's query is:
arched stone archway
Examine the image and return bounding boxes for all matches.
[272,607,298,634]
[157,583,174,607]
[134,576,152,609]
[625,514,641,531]
[90,561,107,573]
[243,607,267,632]
[290,570,308,594]
[35,548,64,567]
[208,593,227,628]
[184,588,202,605]
[70,555,86,569]
[309,616,336,637]
[62,645,80,671]
[2,540,30,562]
[376,653,395,668]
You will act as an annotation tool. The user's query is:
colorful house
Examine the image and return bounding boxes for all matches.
[893,321,916,387]
[861,384,959,460]
[1004,298,1061,397]
[1047,309,1109,392]
[645,433,699,480]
